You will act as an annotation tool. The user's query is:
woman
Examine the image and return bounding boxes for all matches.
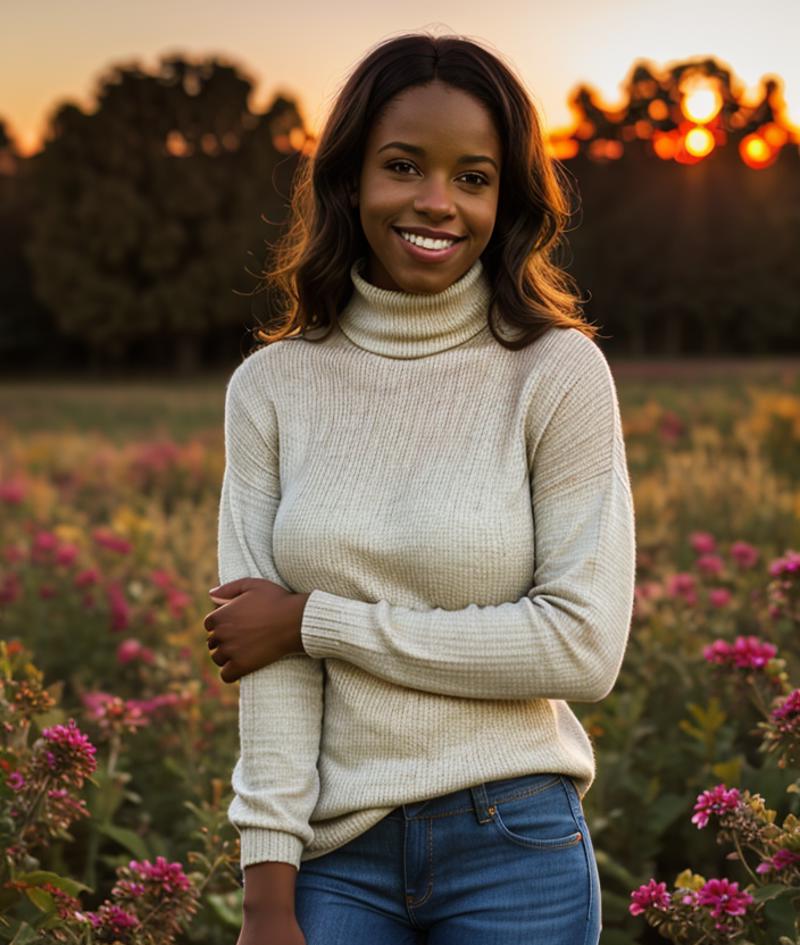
[203,31,636,945]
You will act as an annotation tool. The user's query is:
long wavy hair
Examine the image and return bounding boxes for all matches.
[251,32,600,351]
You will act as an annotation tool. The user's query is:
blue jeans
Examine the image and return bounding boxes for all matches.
[295,772,601,944]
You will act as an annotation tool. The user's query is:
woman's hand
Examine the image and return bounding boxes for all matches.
[203,578,311,683]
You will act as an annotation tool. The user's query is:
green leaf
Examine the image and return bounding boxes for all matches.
[96,822,150,860]
[14,870,91,896]
[23,887,53,913]
[751,883,795,902]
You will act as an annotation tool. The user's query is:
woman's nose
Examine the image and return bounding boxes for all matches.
[413,176,455,216]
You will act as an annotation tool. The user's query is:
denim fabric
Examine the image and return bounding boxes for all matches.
[295,772,601,944]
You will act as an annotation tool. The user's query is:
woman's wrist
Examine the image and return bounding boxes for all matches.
[242,860,298,912]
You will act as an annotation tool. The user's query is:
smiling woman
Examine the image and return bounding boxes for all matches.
[355,82,502,293]
[213,30,634,945]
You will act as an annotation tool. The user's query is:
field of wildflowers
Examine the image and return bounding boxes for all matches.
[0,368,799,944]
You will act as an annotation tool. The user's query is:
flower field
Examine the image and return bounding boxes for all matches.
[1,365,799,944]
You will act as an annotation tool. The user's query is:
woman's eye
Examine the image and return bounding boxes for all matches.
[460,172,489,186]
[387,160,418,175]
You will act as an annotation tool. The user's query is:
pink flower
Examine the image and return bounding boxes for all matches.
[696,877,752,918]
[92,528,133,555]
[756,848,800,875]
[106,580,131,632]
[666,572,698,604]
[730,541,759,569]
[769,549,800,577]
[703,635,777,670]
[81,691,147,735]
[41,719,97,784]
[692,784,740,828]
[659,411,684,444]
[629,879,671,916]
[116,638,155,665]
[771,689,800,732]
[0,572,22,605]
[128,855,192,893]
[74,567,101,588]
[690,531,716,554]
[696,554,724,576]
[708,587,732,608]
[31,530,58,563]
[7,771,25,791]
[0,479,26,504]
[127,693,183,717]
[38,583,56,600]
[55,543,79,566]
[78,903,139,932]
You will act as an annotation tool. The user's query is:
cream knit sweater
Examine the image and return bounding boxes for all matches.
[217,255,636,872]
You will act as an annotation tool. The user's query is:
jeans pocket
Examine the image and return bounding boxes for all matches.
[490,778,584,851]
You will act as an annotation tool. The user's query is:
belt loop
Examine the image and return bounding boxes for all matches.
[470,782,494,824]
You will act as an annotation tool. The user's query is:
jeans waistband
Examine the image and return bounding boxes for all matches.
[391,772,574,824]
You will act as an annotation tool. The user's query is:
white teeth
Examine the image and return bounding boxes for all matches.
[399,230,456,250]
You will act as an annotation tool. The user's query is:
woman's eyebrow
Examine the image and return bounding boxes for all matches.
[377,141,498,171]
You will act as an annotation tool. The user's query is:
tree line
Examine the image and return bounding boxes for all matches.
[0,53,798,373]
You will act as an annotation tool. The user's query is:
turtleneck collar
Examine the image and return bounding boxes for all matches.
[336,255,492,359]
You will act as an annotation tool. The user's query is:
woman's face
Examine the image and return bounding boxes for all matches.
[357,80,502,293]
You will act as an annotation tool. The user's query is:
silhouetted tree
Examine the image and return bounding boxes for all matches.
[22,55,304,373]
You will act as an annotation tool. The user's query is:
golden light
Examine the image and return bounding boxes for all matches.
[684,126,715,158]
[289,127,307,151]
[647,100,669,121]
[635,120,652,139]
[761,122,788,148]
[165,130,190,157]
[681,86,722,124]
[547,137,579,160]
[739,133,778,169]
[652,130,678,160]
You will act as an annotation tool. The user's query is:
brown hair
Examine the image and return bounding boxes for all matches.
[251,32,600,351]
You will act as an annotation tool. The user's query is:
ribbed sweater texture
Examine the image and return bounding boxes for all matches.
[216,255,637,872]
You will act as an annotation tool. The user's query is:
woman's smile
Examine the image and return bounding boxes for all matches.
[391,226,467,264]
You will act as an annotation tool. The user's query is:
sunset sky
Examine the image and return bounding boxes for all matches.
[3,0,800,156]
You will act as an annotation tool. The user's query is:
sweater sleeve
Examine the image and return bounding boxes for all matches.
[218,360,323,871]
[299,340,636,703]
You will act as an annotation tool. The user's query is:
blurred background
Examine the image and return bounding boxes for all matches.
[1,4,799,945]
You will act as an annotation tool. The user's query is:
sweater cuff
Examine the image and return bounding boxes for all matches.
[239,828,305,871]
[300,588,374,659]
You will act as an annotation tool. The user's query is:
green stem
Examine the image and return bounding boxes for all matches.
[732,833,761,886]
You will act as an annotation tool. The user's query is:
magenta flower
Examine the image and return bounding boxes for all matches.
[692,784,740,828]
[116,638,155,665]
[41,719,97,784]
[703,635,777,670]
[690,531,716,554]
[696,877,752,918]
[74,567,101,588]
[92,528,134,555]
[55,543,79,566]
[128,855,192,893]
[730,540,759,569]
[708,587,732,608]
[771,689,800,733]
[81,691,148,735]
[106,580,131,632]
[6,771,25,791]
[666,572,698,604]
[629,878,671,915]
[756,848,800,875]
[769,549,800,577]
[0,478,26,504]
[78,903,139,932]
[0,572,22,605]
[696,554,724,576]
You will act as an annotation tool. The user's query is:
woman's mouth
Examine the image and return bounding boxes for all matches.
[392,227,466,263]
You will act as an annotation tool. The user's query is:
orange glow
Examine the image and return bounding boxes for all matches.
[681,86,722,123]
[635,120,652,138]
[648,99,669,121]
[740,133,778,168]
[165,130,190,157]
[685,126,715,157]
[761,122,788,147]
[289,126,307,150]
[547,137,579,160]
[652,130,679,160]
[588,139,624,161]
[575,120,596,140]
